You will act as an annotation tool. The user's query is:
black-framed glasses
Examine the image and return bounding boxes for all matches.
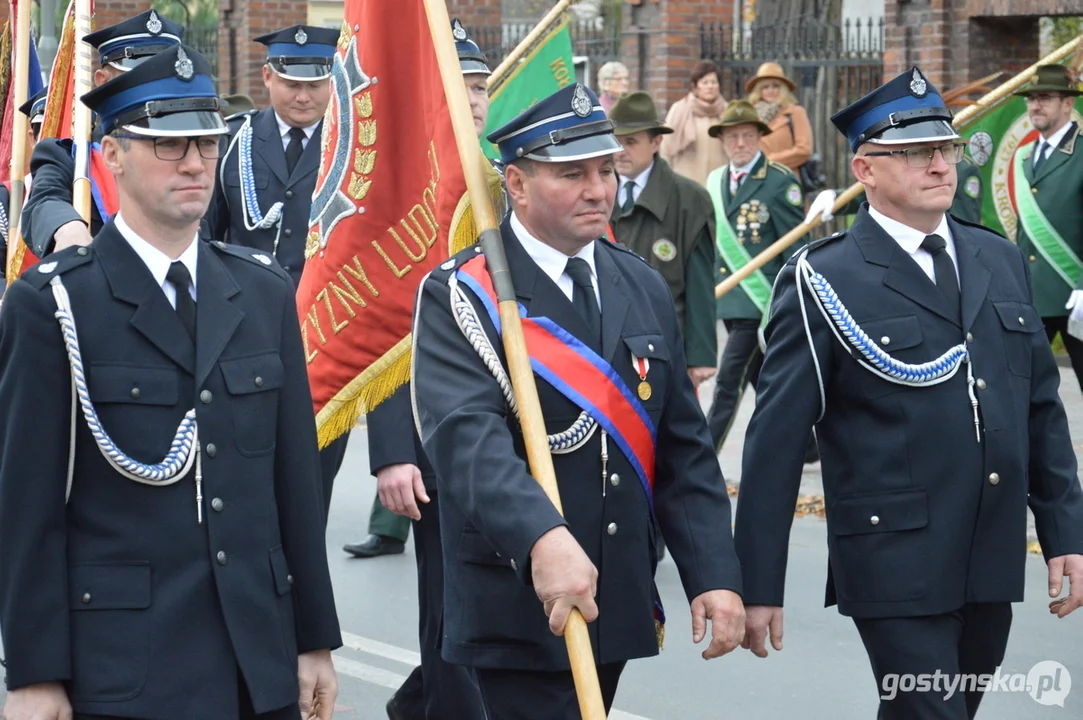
[862,142,967,168]
[112,134,221,161]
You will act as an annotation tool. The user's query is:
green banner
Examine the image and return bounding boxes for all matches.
[957,93,1083,239]
[481,20,575,160]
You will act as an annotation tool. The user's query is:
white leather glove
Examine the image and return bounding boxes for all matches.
[803,189,837,225]
[1067,290,1083,340]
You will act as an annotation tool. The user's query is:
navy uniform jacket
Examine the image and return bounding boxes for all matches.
[734,205,1083,619]
[21,138,106,257]
[412,218,742,670]
[0,224,342,716]
[369,386,434,486]
[205,108,321,289]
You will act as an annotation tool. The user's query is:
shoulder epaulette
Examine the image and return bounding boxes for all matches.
[22,245,94,289]
[796,229,848,258]
[768,160,797,178]
[599,234,654,268]
[225,108,258,125]
[949,215,1008,240]
[209,240,290,278]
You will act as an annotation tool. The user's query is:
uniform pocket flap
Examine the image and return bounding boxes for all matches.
[87,364,178,406]
[830,489,928,536]
[269,545,293,595]
[220,352,284,395]
[623,334,669,361]
[69,562,151,610]
[993,301,1042,334]
[858,315,923,351]
[457,529,507,566]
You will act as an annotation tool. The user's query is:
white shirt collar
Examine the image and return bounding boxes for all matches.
[115,213,199,300]
[274,111,319,141]
[510,211,597,288]
[868,206,953,255]
[618,160,654,193]
[730,151,763,177]
[1038,120,1074,152]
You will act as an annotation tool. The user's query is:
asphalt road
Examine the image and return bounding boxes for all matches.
[3,369,1082,719]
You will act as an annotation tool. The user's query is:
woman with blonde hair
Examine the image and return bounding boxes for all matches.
[660,59,728,186]
[746,62,813,174]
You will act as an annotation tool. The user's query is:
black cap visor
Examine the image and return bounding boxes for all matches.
[267,57,333,81]
[119,109,228,137]
[523,133,623,163]
[103,44,177,71]
[460,59,491,75]
[865,118,959,147]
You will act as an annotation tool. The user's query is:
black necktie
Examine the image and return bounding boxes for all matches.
[621,180,636,214]
[920,234,960,317]
[1033,141,1049,175]
[166,261,196,340]
[565,257,601,344]
[285,127,306,176]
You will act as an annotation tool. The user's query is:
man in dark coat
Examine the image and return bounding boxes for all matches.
[735,66,1083,719]
[0,46,341,720]
[411,82,746,719]
[21,10,183,258]
[204,24,348,519]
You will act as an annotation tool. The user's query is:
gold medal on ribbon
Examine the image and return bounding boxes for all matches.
[638,380,652,401]
[632,352,652,401]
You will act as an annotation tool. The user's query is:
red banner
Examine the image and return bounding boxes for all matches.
[38,0,76,142]
[298,0,470,447]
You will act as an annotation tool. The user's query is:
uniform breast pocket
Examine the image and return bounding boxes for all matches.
[68,562,151,702]
[850,315,923,398]
[992,301,1042,377]
[220,352,284,456]
[623,333,669,408]
[86,364,180,460]
[222,160,269,189]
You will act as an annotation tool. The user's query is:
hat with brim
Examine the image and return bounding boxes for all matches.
[708,100,770,138]
[609,91,673,137]
[745,62,797,95]
[18,86,49,126]
[82,45,228,137]
[1012,64,1083,97]
[84,10,184,73]
[255,26,338,82]
[452,18,491,76]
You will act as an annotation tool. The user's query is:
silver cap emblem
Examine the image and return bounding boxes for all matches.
[174,47,194,80]
[252,253,273,266]
[909,68,927,97]
[571,84,593,118]
[295,28,308,45]
[146,10,162,35]
[452,20,468,42]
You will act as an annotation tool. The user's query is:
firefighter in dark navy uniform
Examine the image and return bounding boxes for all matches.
[21,10,184,258]
[0,45,341,720]
[205,25,349,520]
[734,67,1083,720]
[411,82,745,719]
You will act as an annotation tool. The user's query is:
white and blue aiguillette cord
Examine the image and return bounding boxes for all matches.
[50,276,205,521]
[223,115,285,254]
[793,249,980,442]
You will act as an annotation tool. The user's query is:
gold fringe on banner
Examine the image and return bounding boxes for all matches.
[0,20,12,128]
[40,7,75,140]
[312,162,507,449]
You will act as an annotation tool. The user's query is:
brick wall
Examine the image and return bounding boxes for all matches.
[216,0,308,106]
[623,0,736,113]
[447,0,501,30]
[93,0,146,35]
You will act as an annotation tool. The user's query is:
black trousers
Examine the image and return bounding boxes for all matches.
[853,603,1012,720]
[1044,315,1083,392]
[475,662,626,720]
[318,428,351,523]
[707,318,763,451]
[390,489,486,719]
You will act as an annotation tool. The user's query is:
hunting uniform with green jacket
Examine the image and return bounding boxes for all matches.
[608,92,718,369]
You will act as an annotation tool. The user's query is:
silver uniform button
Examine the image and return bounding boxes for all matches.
[200,390,213,404]
[607,523,618,535]
[988,473,1000,486]
[254,376,264,388]
[211,497,224,512]
[81,592,91,604]
[976,379,987,390]
[966,332,974,343]
[870,515,880,526]
[647,343,655,352]
[287,574,294,585]
[206,443,217,458]
[881,336,890,345]
[1018,317,1025,325]
[510,559,518,571]
[130,387,141,399]
[609,473,620,487]
[216,551,228,565]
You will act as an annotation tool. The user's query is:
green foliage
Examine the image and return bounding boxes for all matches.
[151,0,218,29]
[1051,17,1083,53]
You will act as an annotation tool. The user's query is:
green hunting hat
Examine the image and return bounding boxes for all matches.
[608,91,673,136]
[1013,64,1083,97]
[708,100,771,138]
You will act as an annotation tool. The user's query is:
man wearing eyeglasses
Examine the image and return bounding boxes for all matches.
[0,46,342,720]
[1012,65,1083,392]
[733,66,1083,719]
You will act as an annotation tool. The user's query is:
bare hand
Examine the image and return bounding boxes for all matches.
[688,367,717,387]
[3,682,72,720]
[52,221,93,252]
[298,649,338,720]
[741,605,784,658]
[690,589,745,659]
[530,526,598,636]
[376,463,429,520]
[1048,554,1083,618]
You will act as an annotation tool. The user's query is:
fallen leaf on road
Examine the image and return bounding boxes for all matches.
[727,485,739,497]
[1027,541,1043,555]
[794,495,826,518]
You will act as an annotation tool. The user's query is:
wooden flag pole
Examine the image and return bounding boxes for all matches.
[421,1,606,718]
[487,0,578,92]
[715,35,1083,300]
[6,0,32,283]
[71,0,94,222]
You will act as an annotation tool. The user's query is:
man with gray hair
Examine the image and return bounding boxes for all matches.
[598,60,630,114]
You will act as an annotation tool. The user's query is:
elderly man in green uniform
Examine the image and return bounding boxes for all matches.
[703,101,807,451]
[609,91,718,389]
[1012,64,1083,392]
